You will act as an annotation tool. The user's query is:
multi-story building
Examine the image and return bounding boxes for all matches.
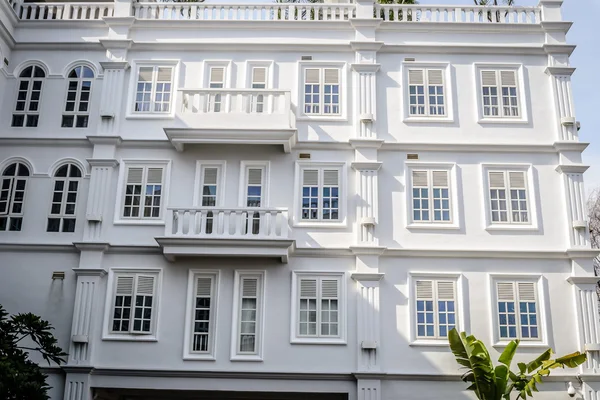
[0,0,597,399]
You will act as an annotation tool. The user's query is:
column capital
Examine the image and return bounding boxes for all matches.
[555,164,589,174]
[352,161,382,171]
[72,268,108,277]
[86,159,119,168]
[350,41,384,52]
[545,66,576,76]
[352,272,384,282]
[350,246,386,255]
[99,61,130,71]
[351,63,381,73]
[567,276,600,285]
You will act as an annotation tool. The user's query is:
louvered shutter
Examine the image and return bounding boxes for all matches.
[408,69,425,85]
[500,71,517,87]
[497,282,516,301]
[203,167,218,186]
[412,170,428,188]
[138,67,153,82]
[305,69,320,85]
[323,170,339,186]
[427,69,444,86]
[431,171,448,188]
[416,280,434,300]
[136,275,155,296]
[517,282,536,302]
[321,279,338,299]
[116,275,134,296]
[146,168,163,185]
[242,278,258,298]
[157,67,173,82]
[0,178,14,215]
[489,171,506,189]
[210,67,225,86]
[127,167,144,184]
[132,275,155,333]
[299,279,317,298]
[481,71,498,87]
[252,67,267,88]
[508,171,526,189]
[437,281,455,301]
[196,277,212,297]
[324,69,339,85]
[247,169,263,186]
[302,170,319,186]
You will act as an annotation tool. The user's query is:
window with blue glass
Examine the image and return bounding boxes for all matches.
[407,68,446,117]
[496,281,539,340]
[303,68,340,116]
[415,279,457,339]
[411,169,451,223]
[301,167,340,222]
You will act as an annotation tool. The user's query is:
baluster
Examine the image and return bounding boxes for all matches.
[234,211,242,237]
[191,4,197,20]
[257,211,266,236]
[175,210,185,235]
[270,211,278,237]
[188,210,197,236]
[198,210,206,236]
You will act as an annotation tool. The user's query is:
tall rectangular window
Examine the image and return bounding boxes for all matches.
[303,67,341,116]
[410,169,451,223]
[297,276,340,338]
[12,65,46,127]
[121,165,165,220]
[481,70,520,118]
[251,66,267,113]
[208,66,225,113]
[244,167,265,235]
[185,272,218,359]
[488,170,529,224]
[496,280,539,340]
[408,68,446,117]
[415,279,457,339]
[300,167,340,221]
[109,272,158,335]
[133,65,174,114]
[47,163,82,233]
[0,162,30,231]
[232,271,265,359]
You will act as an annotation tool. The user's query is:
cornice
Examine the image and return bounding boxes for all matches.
[350,246,387,256]
[545,66,576,76]
[350,63,381,73]
[351,162,383,171]
[555,164,589,174]
[99,38,133,50]
[102,17,136,27]
[350,18,382,29]
[349,138,384,149]
[566,249,600,258]
[14,42,104,51]
[554,141,589,152]
[87,135,123,146]
[99,61,130,71]
[131,41,352,53]
[543,44,576,56]
[379,22,542,34]
[540,21,573,33]
[0,243,77,253]
[350,41,384,52]
[382,44,545,55]
[73,242,110,252]
[567,276,600,285]
[382,248,592,259]
[0,137,91,147]
[86,159,119,168]
[380,142,559,153]
[351,272,385,282]
[72,268,108,277]
[132,19,354,31]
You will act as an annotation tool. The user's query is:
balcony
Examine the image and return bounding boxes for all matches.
[164,89,297,153]
[155,207,294,263]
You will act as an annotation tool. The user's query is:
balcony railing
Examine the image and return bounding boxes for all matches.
[9,1,113,20]
[165,207,290,240]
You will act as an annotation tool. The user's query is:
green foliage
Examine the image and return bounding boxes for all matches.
[474,0,515,5]
[0,304,67,400]
[449,329,586,400]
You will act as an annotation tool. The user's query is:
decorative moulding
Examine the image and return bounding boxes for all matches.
[351,161,382,171]
[71,268,108,277]
[555,164,590,174]
[73,242,110,253]
[349,138,384,149]
[350,246,387,256]
[545,66,576,76]
[543,44,576,56]
[86,158,119,168]
[99,61,130,71]
[540,21,573,33]
[553,141,588,152]
[349,19,383,29]
[87,135,123,146]
[350,41,384,52]
[567,276,600,285]
[351,272,385,282]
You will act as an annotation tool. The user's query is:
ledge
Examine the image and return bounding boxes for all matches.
[351,162,383,171]
[567,277,600,285]
[546,66,576,76]
[554,141,589,152]
[555,164,590,174]
[351,272,385,282]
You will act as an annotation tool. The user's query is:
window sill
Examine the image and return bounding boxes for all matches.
[493,341,548,349]
[478,118,528,125]
[230,355,264,362]
[407,223,460,230]
[409,340,451,347]
[291,338,346,345]
[113,220,166,226]
[292,221,347,229]
[102,335,158,342]
[296,115,348,122]
[403,117,454,124]
[125,114,175,120]
[183,354,216,361]
[485,224,538,232]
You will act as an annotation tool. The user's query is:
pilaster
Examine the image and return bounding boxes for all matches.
[568,277,600,375]
[63,370,93,400]
[97,61,130,135]
[556,164,590,248]
[357,379,381,400]
[547,67,578,142]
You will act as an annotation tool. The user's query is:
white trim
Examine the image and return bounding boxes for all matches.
[0,156,35,176]
[113,159,172,225]
[183,269,220,361]
[238,161,270,208]
[46,163,82,233]
[61,60,100,79]
[126,60,179,119]
[293,161,347,228]
[47,158,88,177]
[202,60,232,88]
[401,61,454,123]
[297,61,347,121]
[244,60,274,89]
[290,271,347,345]
[102,267,162,342]
[230,270,266,361]
[193,160,226,207]
[12,60,50,78]
[61,64,95,129]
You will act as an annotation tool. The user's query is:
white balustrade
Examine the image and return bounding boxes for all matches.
[9,1,113,20]
[166,207,290,240]
[375,4,541,24]
[133,2,355,21]
[180,88,290,116]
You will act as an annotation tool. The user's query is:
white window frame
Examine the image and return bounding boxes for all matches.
[245,61,273,114]
[126,60,178,119]
[402,62,453,123]
[405,162,459,230]
[474,64,527,124]
[481,164,538,231]
[293,161,346,228]
[230,270,266,361]
[489,274,548,347]
[408,273,467,346]
[193,161,226,207]
[61,65,94,128]
[0,161,30,232]
[290,271,346,345]
[47,163,82,233]
[102,268,162,342]
[297,61,347,121]
[238,161,270,208]
[183,270,220,360]
[12,64,46,128]
[114,160,171,225]
[202,60,232,113]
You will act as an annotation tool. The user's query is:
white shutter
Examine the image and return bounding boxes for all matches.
[247,168,263,186]
[509,171,526,189]
[242,278,258,298]
[300,279,317,298]
[157,67,173,82]
[427,69,444,86]
[517,282,536,302]
[321,279,338,299]
[0,178,13,215]
[497,282,515,301]
[323,170,339,186]
[437,281,455,301]
[489,172,506,189]
[196,277,212,297]
[500,70,517,87]
[127,167,144,184]
[412,170,428,188]
[210,67,225,85]
[415,280,434,300]
[324,69,339,84]
[408,69,425,85]
[252,67,267,86]
[305,69,320,84]
[432,171,449,187]
[203,167,218,186]
[115,275,134,296]
[146,168,163,185]
[136,275,155,296]
[138,67,153,82]
[481,71,498,86]
[302,170,319,186]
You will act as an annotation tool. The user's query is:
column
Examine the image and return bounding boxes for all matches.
[568,277,600,375]
[556,165,590,248]
[352,270,384,372]
[97,61,129,136]
[548,70,578,141]
[357,379,381,400]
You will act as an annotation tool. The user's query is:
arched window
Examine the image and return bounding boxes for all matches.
[62,66,94,128]
[12,65,45,127]
[47,163,82,233]
[0,162,30,231]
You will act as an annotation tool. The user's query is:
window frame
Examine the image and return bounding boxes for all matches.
[245,61,273,114]
[61,65,94,129]
[290,271,346,345]
[474,64,527,124]
[405,162,459,230]
[102,268,162,342]
[12,64,46,128]
[202,60,232,113]
[297,61,347,121]
[126,60,178,119]
[481,164,538,231]
[293,161,346,228]
[193,161,226,207]
[402,62,453,123]
[489,274,548,347]
[230,270,266,361]
[183,270,220,360]
[0,161,30,232]
[46,163,82,233]
[408,273,466,346]
[114,160,171,225]
[238,161,270,208]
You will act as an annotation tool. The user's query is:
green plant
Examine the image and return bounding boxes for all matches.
[449,329,586,400]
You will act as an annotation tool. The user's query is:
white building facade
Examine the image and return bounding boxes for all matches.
[0,0,598,399]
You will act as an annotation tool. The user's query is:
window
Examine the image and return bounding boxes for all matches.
[494,280,540,341]
[240,162,268,235]
[133,65,174,113]
[12,65,45,127]
[62,66,94,128]
[414,279,457,339]
[407,68,446,117]
[184,271,219,359]
[108,271,159,337]
[231,271,265,360]
[207,66,225,113]
[300,166,341,222]
[410,169,451,223]
[291,272,345,343]
[250,66,267,113]
[195,162,224,234]
[480,69,520,118]
[487,170,529,224]
[47,163,82,233]
[303,67,341,116]
[0,162,29,231]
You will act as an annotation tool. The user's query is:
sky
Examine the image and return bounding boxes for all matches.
[209,0,599,194]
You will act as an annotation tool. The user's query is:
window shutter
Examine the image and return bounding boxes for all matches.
[135,275,155,296]
[146,168,163,185]
[427,69,444,86]
[305,69,320,84]
[196,277,212,297]
[242,278,258,298]
[323,170,339,186]
[497,282,516,301]
[210,67,225,84]
[299,279,317,298]
[0,178,13,215]
[489,172,506,189]
[415,280,434,300]
[321,279,338,299]
[412,170,428,187]
[302,170,319,186]
[481,71,498,86]
[324,69,339,84]
[203,168,218,186]
[127,168,144,184]
[517,282,536,302]
[157,67,173,82]
[408,69,425,85]
[116,275,134,296]
[432,171,449,187]
[247,168,263,186]
[138,67,153,82]
[252,67,267,86]
[500,71,517,87]
[437,281,455,301]
[508,172,526,189]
